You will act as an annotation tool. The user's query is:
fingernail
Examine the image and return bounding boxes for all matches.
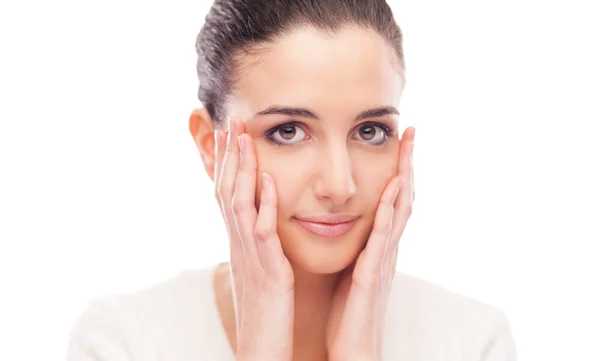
[226,118,234,141]
[394,178,402,199]
[238,134,245,154]
[262,173,269,189]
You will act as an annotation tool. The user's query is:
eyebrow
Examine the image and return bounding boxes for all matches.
[254,105,400,123]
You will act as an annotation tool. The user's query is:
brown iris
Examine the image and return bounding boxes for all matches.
[279,126,296,140]
[359,125,376,140]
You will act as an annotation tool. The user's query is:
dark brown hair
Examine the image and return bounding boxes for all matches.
[195,0,406,127]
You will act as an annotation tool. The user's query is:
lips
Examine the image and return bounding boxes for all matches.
[294,214,359,238]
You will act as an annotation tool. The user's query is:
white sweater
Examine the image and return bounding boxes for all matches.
[67,263,517,361]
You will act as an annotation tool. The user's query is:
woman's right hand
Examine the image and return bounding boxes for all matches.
[214,116,295,361]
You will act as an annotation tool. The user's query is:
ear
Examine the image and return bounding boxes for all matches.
[189,108,218,182]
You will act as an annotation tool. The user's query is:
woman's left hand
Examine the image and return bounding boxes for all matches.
[326,127,416,361]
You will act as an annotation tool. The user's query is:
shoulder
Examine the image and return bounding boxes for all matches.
[385,272,517,361]
[67,264,228,361]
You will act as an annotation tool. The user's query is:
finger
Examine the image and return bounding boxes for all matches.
[358,175,402,282]
[389,239,400,278]
[411,152,415,202]
[213,130,226,214]
[390,127,415,240]
[232,132,260,264]
[218,117,245,260]
[411,128,416,202]
[218,117,240,207]
[214,129,226,195]
[255,172,287,275]
[395,127,413,199]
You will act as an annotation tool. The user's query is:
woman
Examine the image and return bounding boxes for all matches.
[68,0,517,360]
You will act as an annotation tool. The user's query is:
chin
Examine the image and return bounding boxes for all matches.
[277,218,370,275]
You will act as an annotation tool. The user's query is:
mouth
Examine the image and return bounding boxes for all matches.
[293,215,359,238]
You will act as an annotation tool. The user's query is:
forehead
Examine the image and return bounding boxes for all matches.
[229,27,404,119]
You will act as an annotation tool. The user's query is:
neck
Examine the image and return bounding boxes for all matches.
[215,261,343,361]
[290,262,342,361]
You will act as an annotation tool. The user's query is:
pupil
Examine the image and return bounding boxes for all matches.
[362,126,375,140]
[280,126,296,140]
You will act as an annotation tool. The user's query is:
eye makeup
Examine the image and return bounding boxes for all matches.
[263,120,396,147]
[264,121,309,147]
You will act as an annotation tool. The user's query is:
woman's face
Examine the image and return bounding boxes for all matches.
[227,27,404,274]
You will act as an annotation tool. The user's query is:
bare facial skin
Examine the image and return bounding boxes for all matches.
[230,26,404,274]
[190,26,406,361]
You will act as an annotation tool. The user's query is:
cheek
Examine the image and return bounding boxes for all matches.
[353,152,398,210]
[253,149,313,213]
[363,175,394,215]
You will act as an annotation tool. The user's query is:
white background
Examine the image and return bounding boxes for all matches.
[1,0,598,360]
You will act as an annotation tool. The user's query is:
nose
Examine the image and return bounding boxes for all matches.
[314,142,357,205]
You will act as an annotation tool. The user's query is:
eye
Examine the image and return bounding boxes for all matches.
[354,123,391,146]
[266,121,308,147]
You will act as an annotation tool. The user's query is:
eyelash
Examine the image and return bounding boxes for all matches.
[264,121,394,147]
